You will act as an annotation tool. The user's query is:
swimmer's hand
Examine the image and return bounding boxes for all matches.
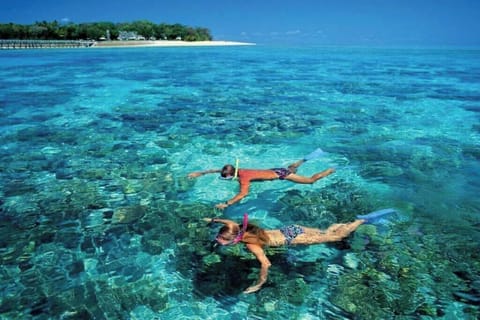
[188,172,203,179]
[215,203,228,210]
[204,217,216,227]
[244,284,263,294]
[326,168,336,175]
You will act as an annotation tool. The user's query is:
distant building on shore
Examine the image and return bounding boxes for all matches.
[118,31,145,41]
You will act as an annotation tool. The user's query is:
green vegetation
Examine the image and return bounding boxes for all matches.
[0,20,212,41]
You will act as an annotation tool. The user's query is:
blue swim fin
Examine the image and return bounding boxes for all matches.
[357,208,397,224]
[303,148,325,161]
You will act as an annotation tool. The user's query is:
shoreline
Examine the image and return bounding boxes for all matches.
[93,40,255,48]
[0,39,255,50]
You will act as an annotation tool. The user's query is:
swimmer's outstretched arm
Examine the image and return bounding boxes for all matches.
[243,243,271,294]
[203,217,236,227]
[215,180,250,209]
[188,168,222,179]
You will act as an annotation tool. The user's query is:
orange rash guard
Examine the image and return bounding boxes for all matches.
[235,169,279,199]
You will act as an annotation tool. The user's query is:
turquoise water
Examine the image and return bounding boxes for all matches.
[1,45,479,319]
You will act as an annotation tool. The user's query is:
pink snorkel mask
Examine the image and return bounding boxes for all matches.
[216,213,248,245]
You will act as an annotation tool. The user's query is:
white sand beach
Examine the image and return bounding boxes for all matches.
[93,40,255,48]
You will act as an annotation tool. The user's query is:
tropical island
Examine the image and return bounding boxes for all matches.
[0,20,254,48]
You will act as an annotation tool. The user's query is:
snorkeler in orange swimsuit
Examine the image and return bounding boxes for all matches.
[188,149,335,209]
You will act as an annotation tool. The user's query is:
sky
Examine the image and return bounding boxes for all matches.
[1,0,480,46]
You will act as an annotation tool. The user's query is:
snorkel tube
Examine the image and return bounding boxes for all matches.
[232,213,248,244]
[233,158,239,180]
[218,158,240,181]
[211,213,249,246]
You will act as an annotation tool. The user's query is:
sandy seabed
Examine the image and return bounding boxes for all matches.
[93,40,255,48]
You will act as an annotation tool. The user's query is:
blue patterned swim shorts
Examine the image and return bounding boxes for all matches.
[280,225,305,245]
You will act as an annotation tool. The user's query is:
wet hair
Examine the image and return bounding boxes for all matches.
[242,224,270,246]
[218,223,270,246]
[221,164,235,178]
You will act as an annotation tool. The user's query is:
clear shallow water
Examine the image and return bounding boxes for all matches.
[0,45,479,319]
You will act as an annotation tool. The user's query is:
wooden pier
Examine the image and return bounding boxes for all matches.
[0,39,96,49]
